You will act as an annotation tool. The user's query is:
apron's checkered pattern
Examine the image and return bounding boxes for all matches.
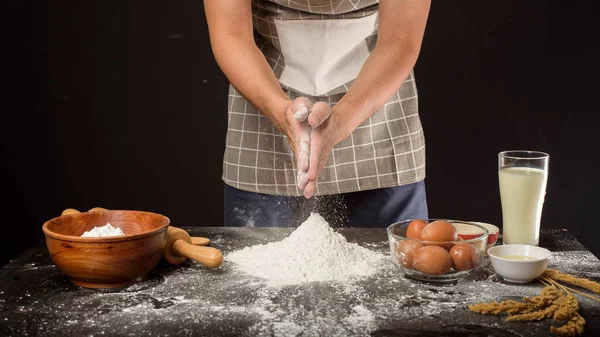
[222,0,426,196]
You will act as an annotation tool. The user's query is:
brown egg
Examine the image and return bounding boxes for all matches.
[449,244,479,271]
[406,219,429,239]
[412,246,453,275]
[420,220,458,242]
[395,240,424,268]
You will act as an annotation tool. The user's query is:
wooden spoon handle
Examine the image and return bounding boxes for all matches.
[62,208,81,215]
[190,237,210,246]
[61,207,107,215]
[172,239,223,268]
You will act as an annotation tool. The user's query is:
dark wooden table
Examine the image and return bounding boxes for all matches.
[1,228,599,337]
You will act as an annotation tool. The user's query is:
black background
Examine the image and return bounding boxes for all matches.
[2,1,599,266]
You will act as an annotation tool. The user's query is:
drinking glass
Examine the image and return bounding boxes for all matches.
[498,150,549,246]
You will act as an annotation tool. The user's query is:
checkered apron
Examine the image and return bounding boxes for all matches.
[222,0,426,196]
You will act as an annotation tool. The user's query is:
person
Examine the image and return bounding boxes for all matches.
[204,0,431,228]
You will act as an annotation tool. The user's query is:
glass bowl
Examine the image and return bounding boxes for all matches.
[387,219,489,283]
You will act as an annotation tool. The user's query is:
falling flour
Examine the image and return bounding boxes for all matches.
[227,213,386,286]
[81,223,125,237]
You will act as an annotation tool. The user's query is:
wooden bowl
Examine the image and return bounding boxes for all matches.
[42,210,170,288]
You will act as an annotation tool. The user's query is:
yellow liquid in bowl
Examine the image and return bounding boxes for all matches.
[501,255,537,261]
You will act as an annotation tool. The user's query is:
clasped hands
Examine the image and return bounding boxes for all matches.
[282,97,345,199]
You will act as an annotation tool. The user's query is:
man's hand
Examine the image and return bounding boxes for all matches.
[284,99,350,199]
[280,97,314,191]
[303,102,344,199]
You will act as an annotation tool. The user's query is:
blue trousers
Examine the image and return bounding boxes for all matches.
[224,181,428,228]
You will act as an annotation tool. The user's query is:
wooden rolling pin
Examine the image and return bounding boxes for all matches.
[61,208,222,268]
[164,227,223,268]
[190,236,210,246]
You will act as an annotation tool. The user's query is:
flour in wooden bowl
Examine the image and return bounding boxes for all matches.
[80,223,125,237]
[227,213,385,286]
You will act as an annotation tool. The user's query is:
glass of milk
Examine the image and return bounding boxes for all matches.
[498,150,549,246]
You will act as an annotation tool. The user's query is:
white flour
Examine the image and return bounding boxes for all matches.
[227,213,385,286]
[81,223,125,237]
[7,228,600,337]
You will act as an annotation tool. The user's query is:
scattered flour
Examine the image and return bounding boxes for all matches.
[81,223,125,237]
[227,213,385,286]
[7,228,600,337]
[343,304,376,332]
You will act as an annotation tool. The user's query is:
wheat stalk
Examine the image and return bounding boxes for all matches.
[541,275,600,303]
[467,268,596,336]
[543,269,600,294]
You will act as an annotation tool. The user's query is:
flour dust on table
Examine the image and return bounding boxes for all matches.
[4,227,599,337]
[227,213,386,286]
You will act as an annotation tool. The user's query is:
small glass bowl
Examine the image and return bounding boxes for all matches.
[387,219,489,283]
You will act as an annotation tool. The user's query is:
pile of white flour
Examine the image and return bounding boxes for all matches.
[227,213,385,286]
[81,223,125,237]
